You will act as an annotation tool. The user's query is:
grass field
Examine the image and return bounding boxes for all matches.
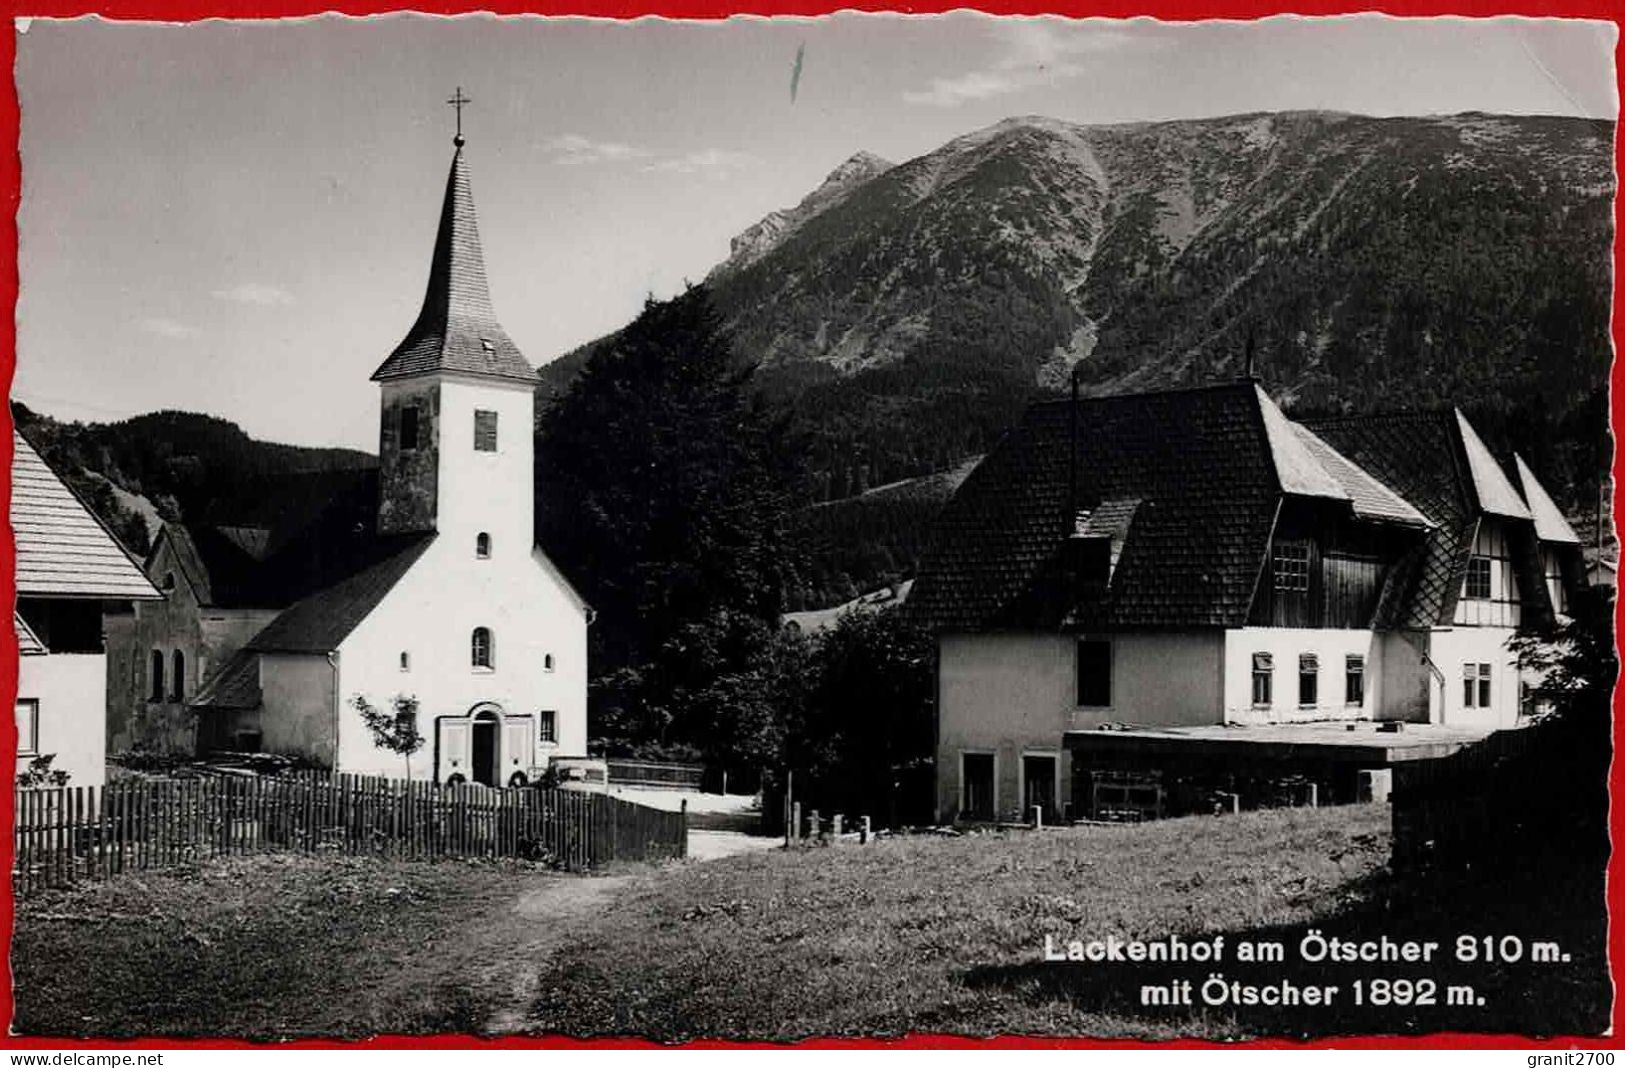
[524,807,1608,1041]
[10,805,1608,1041]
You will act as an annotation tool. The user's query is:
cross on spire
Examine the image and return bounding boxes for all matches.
[447,86,471,146]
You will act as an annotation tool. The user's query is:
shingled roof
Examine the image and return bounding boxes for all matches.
[907,383,1286,633]
[246,534,434,654]
[370,141,535,385]
[1305,410,1511,629]
[12,429,161,601]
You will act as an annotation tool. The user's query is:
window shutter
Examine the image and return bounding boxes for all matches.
[439,719,471,780]
[474,410,498,452]
[503,716,535,775]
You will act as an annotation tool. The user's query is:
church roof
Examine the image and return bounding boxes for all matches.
[246,534,434,654]
[370,142,535,385]
[12,429,161,601]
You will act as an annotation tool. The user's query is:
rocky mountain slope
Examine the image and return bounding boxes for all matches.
[550,110,1613,521]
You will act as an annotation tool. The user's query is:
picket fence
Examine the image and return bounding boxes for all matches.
[12,773,687,895]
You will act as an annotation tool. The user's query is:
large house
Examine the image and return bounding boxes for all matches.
[106,128,589,786]
[906,381,1586,823]
[14,429,162,786]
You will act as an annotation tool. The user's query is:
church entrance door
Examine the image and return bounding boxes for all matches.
[471,710,500,786]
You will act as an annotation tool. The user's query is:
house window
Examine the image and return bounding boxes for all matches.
[1251,653,1274,707]
[400,404,422,452]
[400,651,411,672]
[1465,556,1492,600]
[1273,542,1310,592]
[149,650,165,702]
[476,532,491,559]
[474,410,498,452]
[16,699,38,757]
[538,709,557,744]
[544,653,555,672]
[1075,639,1112,707]
[1345,655,1365,706]
[1298,654,1319,707]
[171,649,186,702]
[1463,663,1493,708]
[472,627,493,670]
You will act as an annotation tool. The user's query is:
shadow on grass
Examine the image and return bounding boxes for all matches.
[963,857,1609,1040]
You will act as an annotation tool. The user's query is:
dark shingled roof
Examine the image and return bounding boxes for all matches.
[906,382,1283,633]
[246,535,434,654]
[1304,412,1482,629]
[370,143,535,385]
[154,469,382,609]
[190,649,262,710]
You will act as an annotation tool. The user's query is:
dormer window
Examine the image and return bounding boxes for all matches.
[400,405,422,452]
[480,338,496,355]
[1465,556,1492,600]
[476,532,491,559]
[1272,542,1310,592]
[474,410,498,452]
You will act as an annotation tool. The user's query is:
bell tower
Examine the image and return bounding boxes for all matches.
[372,89,536,552]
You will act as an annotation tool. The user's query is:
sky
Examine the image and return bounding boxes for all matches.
[14,13,1618,450]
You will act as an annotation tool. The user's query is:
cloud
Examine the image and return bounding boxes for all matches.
[904,20,1158,107]
[642,149,760,176]
[545,134,652,166]
[211,282,294,307]
[138,317,201,339]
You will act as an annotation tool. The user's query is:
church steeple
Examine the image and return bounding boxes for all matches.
[373,98,538,540]
[370,111,534,385]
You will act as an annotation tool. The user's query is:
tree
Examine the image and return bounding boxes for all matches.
[352,693,425,781]
[536,284,804,759]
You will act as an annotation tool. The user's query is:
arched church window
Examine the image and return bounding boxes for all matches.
[472,627,493,670]
[149,650,165,703]
[171,649,185,701]
[476,532,491,559]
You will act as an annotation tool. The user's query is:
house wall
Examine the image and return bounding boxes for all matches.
[1453,520,1522,628]
[1376,631,1433,722]
[1425,626,1527,730]
[19,653,107,787]
[258,653,336,764]
[935,631,1223,822]
[332,537,589,783]
[1222,628,1378,723]
[105,531,279,755]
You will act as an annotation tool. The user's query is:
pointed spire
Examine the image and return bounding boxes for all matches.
[371,137,534,385]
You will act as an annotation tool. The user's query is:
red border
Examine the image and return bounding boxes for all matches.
[0,1,1620,1051]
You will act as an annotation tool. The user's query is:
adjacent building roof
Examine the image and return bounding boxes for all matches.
[908,385,1572,636]
[14,612,45,656]
[370,142,535,385]
[12,429,161,601]
[246,534,434,654]
[907,382,1285,633]
[1512,454,1582,546]
[152,468,381,609]
[1454,411,1532,521]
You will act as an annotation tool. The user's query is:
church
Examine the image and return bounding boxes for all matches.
[105,114,590,786]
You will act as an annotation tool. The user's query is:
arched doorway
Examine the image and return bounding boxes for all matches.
[470,708,500,786]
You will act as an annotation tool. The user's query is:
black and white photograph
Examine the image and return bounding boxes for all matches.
[6,11,1617,1045]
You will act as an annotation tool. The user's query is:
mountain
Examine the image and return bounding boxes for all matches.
[549,111,1613,517]
[13,404,376,557]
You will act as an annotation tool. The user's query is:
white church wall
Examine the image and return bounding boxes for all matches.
[435,376,536,554]
[258,652,337,765]
[336,536,588,783]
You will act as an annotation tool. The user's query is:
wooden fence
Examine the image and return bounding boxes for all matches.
[13,774,687,895]
[606,759,705,790]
